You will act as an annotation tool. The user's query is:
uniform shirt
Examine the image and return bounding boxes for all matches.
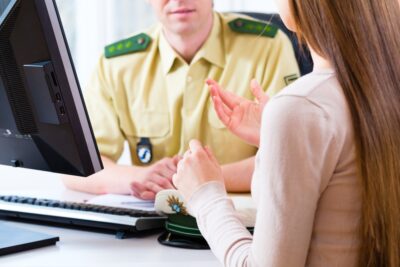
[85,12,300,165]
[188,70,360,267]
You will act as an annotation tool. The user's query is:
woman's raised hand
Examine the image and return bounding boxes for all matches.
[207,79,269,147]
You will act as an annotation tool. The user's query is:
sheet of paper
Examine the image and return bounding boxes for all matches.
[87,194,155,211]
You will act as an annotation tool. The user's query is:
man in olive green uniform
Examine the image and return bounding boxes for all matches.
[63,0,300,200]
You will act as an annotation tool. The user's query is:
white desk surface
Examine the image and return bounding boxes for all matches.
[0,165,220,267]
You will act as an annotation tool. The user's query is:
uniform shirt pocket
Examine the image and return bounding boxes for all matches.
[123,110,170,138]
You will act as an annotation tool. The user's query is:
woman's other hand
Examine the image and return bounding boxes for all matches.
[173,140,224,202]
[207,79,269,147]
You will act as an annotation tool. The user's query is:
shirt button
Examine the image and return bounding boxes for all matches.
[187,76,193,83]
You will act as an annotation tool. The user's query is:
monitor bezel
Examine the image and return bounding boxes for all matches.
[37,0,103,174]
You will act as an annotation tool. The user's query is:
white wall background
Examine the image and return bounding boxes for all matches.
[56,0,278,88]
[214,1,278,13]
[55,0,278,164]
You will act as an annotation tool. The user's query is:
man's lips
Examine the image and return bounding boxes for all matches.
[169,8,196,15]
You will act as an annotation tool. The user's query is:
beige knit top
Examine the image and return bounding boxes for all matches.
[188,69,361,267]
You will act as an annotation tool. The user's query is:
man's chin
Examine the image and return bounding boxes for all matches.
[168,24,196,36]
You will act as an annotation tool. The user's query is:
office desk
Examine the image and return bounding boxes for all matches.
[0,165,220,267]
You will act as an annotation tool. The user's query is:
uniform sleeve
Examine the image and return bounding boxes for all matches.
[188,95,339,267]
[84,56,125,162]
[261,31,301,96]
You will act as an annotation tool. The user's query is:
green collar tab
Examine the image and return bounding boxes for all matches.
[105,33,151,59]
[228,18,278,38]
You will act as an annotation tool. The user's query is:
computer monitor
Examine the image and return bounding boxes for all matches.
[0,0,103,176]
[0,0,104,256]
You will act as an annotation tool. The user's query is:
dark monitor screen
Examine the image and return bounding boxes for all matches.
[0,0,102,176]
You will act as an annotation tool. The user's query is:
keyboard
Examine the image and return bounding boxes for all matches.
[0,195,166,238]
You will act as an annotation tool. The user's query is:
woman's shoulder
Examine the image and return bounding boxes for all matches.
[265,70,352,138]
[276,70,338,98]
[272,70,347,117]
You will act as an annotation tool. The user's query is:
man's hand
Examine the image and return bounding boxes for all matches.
[130,156,181,200]
[207,79,269,147]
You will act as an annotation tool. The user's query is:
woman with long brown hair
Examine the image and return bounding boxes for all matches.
[172,0,400,266]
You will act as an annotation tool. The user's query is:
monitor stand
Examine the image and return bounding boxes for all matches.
[0,223,59,256]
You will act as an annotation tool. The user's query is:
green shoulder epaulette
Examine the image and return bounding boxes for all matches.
[105,33,151,59]
[228,18,278,38]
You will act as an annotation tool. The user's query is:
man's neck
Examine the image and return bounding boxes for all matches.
[163,14,214,63]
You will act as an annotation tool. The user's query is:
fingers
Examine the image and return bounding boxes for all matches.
[153,158,177,179]
[207,79,241,110]
[174,140,224,202]
[188,140,209,161]
[204,145,213,158]
[212,95,231,126]
[131,181,171,200]
[206,78,219,88]
[131,181,154,200]
[211,91,233,117]
[139,191,156,200]
[158,168,175,180]
[217,89,241,110]
[186,140,218,161]
[151,175,175,189]
[172,173,178,187]
[183,150,191,159]
[250,79,269,104]
[172,155,182,166]
[250,79,263,100]
[131,173,174,200]
[147,174,175,194]
[204,145,218,164]
[163,159,178,176]
[188,139,203,153]
[144,181,164,194]
[208,80,222,100]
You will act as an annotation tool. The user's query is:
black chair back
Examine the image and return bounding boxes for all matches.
[238,12,313,76]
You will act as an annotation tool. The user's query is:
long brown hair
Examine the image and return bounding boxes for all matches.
[288,0,400,266]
